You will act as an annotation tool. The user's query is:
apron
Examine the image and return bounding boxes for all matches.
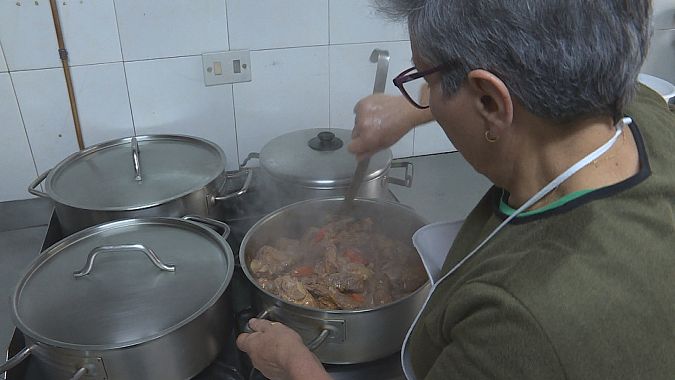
[401,117,632,379]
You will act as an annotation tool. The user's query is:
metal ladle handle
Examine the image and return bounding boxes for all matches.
[343,49,390,206]
[131,136,142,182]
[73,244,175,278]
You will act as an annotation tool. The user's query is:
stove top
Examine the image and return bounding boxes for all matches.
[4,177,405,380]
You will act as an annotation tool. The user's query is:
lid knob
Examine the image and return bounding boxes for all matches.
[308,131,343,151]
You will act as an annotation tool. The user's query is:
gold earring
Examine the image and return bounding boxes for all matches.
[485,130,498,143]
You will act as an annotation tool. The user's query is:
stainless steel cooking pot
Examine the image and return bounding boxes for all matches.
[28,135,252,235]
[239,197,430,364]
[0,216,235,380]
[242,128,413,207]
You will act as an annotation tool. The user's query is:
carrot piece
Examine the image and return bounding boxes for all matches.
[350,293,365,303]
[344,248,368,265]
[291,265,314,277]
[313,228,327,242]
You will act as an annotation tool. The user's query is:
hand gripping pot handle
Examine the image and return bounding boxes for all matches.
[73,244,176,278]
[244,309,332,351]
[27,169,51,198]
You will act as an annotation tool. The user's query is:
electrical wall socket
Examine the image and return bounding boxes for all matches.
[202,50,252,86]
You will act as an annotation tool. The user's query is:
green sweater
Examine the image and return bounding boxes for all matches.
[409,85,675,379]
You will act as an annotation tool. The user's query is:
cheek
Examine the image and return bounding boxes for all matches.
[429,92,462,145]
[429,91,485,166]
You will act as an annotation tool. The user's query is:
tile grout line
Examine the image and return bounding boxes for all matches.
[2,39,412,74]
[225,0,241,167]
[6,69,42,182]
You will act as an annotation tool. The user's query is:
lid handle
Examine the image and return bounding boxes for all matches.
[308,131,343,151]
[131,137,142,182]
[73,244,176,278]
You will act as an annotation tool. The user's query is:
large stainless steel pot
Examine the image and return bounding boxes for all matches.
[242,128,413,208]
[239,197,430,364]
[28,135,252,235]
[0,217,235,380]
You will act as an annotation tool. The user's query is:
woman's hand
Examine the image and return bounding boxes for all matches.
[236,318,332,380]
[349,92,434,161]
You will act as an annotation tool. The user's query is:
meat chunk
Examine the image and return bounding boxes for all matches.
[249,215,426,311]
[273,275,318,308]
[249,245,294,276]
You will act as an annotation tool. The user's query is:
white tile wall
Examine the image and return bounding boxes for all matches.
[329,41,414,158]
[10,68,79,174]
[653,0,675,30]
[330,0,408,44]
[125,56,239,170]
[233,46,330,162]
[413,122,455,156]
[56,0,122,66]
[0,0,459,203]
[70,63,134,146]
[0,1,60,71]
[227,0,328,50]
[0,42,7,73]
[115,0,229,61]
[0,74,38,201]
[642,29,675,84]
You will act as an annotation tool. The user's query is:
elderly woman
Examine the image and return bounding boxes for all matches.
[237,0,675,379]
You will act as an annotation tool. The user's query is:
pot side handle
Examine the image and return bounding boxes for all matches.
[386,161,414,188]
[211,168,253,203]
[244,309,332,352]
[73,244,176,278]
[0,345,33,374]
[182,215,231,239]
[240,152,259,168]
[27,170,51,198]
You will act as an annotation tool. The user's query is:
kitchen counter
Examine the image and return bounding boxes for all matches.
[0,151,491,372]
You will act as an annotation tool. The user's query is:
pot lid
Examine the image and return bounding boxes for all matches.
[12,218,234,350]
[45,135,226,211]
[259,128,392,188]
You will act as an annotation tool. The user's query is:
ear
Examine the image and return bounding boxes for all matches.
[466,70,513,135]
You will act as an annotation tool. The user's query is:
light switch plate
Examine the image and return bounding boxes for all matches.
[202,50,252,86]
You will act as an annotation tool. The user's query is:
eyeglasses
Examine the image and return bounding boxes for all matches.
[393,64,446,109]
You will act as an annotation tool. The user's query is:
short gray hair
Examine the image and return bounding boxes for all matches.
[375,0,653,123]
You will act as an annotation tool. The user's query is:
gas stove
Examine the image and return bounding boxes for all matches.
[4,172,405,380]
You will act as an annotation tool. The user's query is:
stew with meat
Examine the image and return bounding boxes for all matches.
[248,215,427,310]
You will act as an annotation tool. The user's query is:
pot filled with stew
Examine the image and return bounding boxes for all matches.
[239,197,430,364]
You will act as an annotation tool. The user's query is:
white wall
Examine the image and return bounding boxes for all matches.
[1,1,672,202]
[641,0,675,84]
[0,0,453,202]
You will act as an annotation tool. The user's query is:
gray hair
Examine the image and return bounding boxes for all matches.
[375,0,653,123]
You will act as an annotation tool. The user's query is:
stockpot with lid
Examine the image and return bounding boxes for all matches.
[28,135,252,235]
[242,128,413,207]
[0,216,235,380]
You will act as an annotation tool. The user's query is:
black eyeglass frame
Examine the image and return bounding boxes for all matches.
[392,64,447,109]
